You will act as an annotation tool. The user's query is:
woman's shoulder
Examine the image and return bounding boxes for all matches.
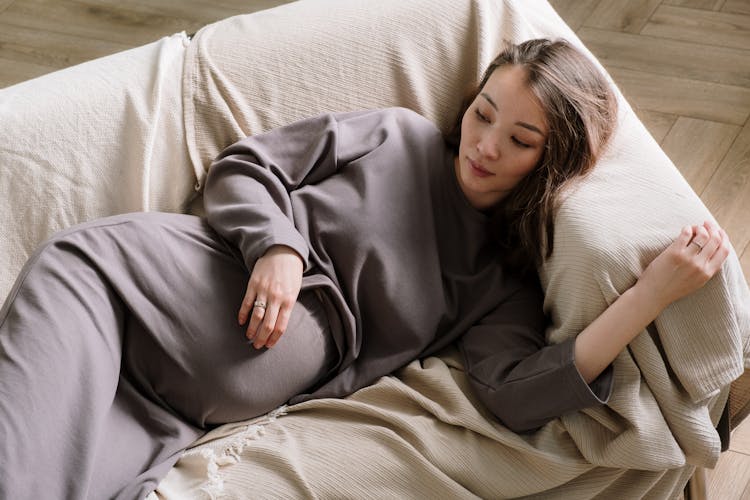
[332,107,439,135]
[330,107,446,158]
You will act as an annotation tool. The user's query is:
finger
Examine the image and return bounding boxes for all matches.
[707,228,731,271]
[703,219,717,232]
[246,297,268,341]
[688,225,709,253]
[238,282,257,326]
[266,301,293,348]
[674,225,693,249]
[253,301,281,349]
[700,222,722,259]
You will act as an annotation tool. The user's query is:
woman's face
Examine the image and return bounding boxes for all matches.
[454,64,548,211]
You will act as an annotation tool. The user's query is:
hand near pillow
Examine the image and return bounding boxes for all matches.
[638,221,730,311]
[574,220,730,383]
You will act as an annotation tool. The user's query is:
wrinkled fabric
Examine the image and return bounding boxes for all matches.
[0,108,608,499]
[203,108,610,421]
[0,214,336,499]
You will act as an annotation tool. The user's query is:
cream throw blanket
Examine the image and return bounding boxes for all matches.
[153,0,749,498]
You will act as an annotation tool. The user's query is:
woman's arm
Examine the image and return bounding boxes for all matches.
[573,220,730,383]
[460,220,730,433]
[204,107,436,349]
[459,278,612,433]
[204,114,342,349]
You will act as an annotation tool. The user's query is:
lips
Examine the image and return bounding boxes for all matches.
[468,158,493,178]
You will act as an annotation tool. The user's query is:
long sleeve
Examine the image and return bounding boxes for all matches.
[459,280,613,433]
[203,108,430,272]
[203,113,345,270]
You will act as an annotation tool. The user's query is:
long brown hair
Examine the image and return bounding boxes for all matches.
[446,38,618,274]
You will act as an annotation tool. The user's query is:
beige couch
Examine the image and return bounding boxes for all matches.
[1,0,748,498]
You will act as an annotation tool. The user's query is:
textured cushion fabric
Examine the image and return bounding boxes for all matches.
[182,0,509,189]
[0,32,194,303]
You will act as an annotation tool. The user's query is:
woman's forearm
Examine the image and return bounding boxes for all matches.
[573,283,662,383]
[573,221,730,384]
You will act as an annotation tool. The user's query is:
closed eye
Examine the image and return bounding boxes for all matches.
[474,109,490,123]
[512,136,531,148]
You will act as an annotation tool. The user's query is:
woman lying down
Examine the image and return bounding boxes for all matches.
[0,38,730,499]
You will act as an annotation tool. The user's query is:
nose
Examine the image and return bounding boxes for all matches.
[477,134,500,160]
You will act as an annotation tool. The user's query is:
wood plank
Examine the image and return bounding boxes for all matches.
[0,54,56,88]
[741,244,750,284]
[0,0,289,88]
[125,0,290,11]
[178,0,290,11]
[77,0,259,23]
[1,0,214,46]
[607,67,750,125]
[664,0,725,9]
[706,450,750,499]
[731,418,750,455]
[0,0,14,14]
[579,27,750,87]
[582,0,661,33]
[642,5,750,50]
[634,109,678,144]
[546,0,601,30]
[0,21,129,75]
[723,0,750,14]
[700,122,750,253]
[661,117,740,195]
[210,0,291,8]
[0,0,292,88]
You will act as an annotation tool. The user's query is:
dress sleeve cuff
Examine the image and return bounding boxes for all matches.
[243,232,310,271]
[565,337,614,405]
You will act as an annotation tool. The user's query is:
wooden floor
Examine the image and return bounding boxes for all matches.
[0,0,749,498]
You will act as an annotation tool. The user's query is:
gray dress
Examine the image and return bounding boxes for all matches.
[0,108,611,500]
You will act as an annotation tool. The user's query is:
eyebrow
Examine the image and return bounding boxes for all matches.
[480,92,546,137]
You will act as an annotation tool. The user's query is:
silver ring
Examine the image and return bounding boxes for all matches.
[690,240,703,251]
[253,300,267,309]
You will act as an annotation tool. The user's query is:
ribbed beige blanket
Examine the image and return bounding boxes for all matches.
[156,348,698,499]
[151,0,750,498]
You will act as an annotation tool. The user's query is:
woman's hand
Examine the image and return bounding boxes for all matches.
[239,245,304,349]
[636,220,730,312]
[574,220,731,383]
